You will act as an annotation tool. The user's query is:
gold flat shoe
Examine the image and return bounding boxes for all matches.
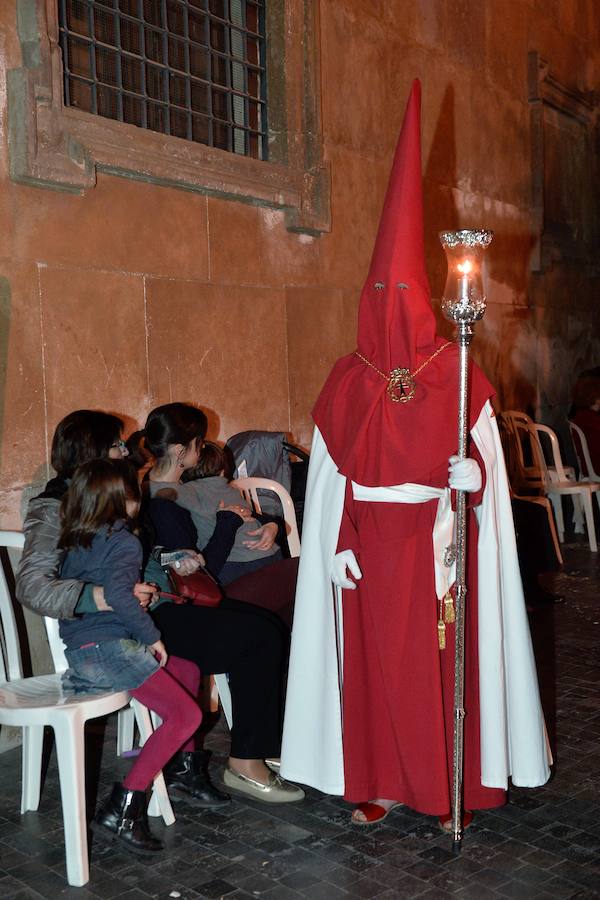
[265,758,280,771]
[223,765,304,803]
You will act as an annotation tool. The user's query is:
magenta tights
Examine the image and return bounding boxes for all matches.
[123,655,202,792]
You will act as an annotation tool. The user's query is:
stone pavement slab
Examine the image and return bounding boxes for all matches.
[1,542,599,899]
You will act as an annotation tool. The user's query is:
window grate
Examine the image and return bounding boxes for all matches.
[58,0,267,160]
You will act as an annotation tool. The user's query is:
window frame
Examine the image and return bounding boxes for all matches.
[57,0,269,160]
[9,0,330,234]
[527,51,599,273]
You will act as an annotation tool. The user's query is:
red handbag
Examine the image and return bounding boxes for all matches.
[162,567,223,608]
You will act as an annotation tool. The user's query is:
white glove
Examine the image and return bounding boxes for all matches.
[330,549,363,590]
[448,456,482,493]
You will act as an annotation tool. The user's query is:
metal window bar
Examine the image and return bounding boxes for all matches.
[257,0,267,158]
[204,3,213,150]
[161,0,170,135]
[224,0,233,153]
[182,0,192,141]
[58,0,267,159]
[230,0,246,155]
[138,0,148,129]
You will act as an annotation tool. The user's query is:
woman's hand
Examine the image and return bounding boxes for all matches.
[133,582,159,609]
[242,521,278,551]
[150,639,168,667]
[170,551,205,576]
[218,500,253,520]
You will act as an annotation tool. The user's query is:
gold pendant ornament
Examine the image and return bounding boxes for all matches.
[354,341,452,403]
[387,368,416,403]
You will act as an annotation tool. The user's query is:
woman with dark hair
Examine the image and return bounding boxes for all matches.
[143,403,282,583]
[17,408,304,806]
[137,404,298,628]
[17,410,136,618]
[135,403,301,799]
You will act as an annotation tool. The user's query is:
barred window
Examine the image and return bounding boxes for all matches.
[58,0,267,160]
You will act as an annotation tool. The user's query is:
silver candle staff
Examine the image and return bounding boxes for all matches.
[439,228,493,850]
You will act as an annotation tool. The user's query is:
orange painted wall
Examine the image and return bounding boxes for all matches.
[0,1,598,524]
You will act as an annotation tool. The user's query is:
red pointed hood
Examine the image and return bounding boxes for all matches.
[313,80,494,486]
[358,79,436,372]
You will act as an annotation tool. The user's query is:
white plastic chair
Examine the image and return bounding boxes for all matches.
[501,410,577,485]
[569,420,600,488]
[531,424,600,552]
[499,411,545,492]
[42,617,174,822]
[232,476,301,557]
[497,414,563,566]
[0,531,173,886]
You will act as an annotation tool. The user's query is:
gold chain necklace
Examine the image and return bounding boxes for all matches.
[354,342,452,403]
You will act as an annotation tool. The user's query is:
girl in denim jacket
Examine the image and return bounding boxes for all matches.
[59,458,202,856]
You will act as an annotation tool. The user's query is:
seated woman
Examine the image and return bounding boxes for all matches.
[137,406,286,584]
[135,403,298,627]
[16,409,304,805]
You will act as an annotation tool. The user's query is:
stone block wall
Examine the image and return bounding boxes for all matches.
[0,0,598,524]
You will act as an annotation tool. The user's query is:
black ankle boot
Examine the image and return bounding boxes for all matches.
[164,750,230,807]
[92,783,163,855]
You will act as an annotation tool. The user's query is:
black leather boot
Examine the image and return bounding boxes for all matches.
[92,783,163,855]
[164,750,230,807]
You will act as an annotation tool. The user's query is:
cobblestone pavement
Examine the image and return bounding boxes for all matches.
[1,542,599,899]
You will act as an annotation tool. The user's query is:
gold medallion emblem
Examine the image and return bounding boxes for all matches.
[354,342,452,403]
[387,368,416,403]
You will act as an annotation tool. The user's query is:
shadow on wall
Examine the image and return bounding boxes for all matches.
[423,83,459,319]
[472,327,537,416]
[0,280,44,528]
[423,84,541,413]
[20,407,151,523]
[0,278,9,478]
[20,400,222,521]
[200,405,221,442]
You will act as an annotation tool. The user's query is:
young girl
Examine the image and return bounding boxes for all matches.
[59,458,203,855]
[149,431,282,586]
[180,441,281,577]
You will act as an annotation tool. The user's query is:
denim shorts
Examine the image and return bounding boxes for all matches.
[62,638,160,694]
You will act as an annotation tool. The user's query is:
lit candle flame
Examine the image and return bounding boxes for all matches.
[457,260,472,275]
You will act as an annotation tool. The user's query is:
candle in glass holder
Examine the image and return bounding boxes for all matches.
[457,260,472,304]
[439,230,492,325]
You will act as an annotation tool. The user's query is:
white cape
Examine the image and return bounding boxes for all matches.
[281,402,551,794]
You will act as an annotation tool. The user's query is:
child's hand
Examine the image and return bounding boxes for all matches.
[134,582,159,608]
[150,640,168,667]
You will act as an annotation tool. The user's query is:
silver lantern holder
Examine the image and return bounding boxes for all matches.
[439,228,493,851]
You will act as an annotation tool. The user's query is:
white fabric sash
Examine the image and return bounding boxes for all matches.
[351,481,456,599]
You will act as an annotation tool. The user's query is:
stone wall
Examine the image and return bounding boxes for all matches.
[0,0,598,524]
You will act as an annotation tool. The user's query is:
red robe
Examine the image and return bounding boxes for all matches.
[338,451,505,814]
